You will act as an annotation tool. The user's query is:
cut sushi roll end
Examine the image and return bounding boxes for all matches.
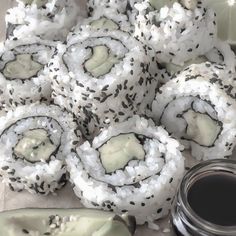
[152,62,236,160]
[0,103,82,194]
[67,116,185,225]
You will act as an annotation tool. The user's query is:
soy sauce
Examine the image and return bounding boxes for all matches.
[187,173,236,226]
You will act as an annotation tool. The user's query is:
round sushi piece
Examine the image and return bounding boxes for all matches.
[0,37,56,109]
[134,0,217,65]
[67,116,185,225]
[51,29,159,137]
[152,62,236,160]
[69,7,133,36]
[0,208,136,236]
[159,40,236,83]
[0,103,81,195]
[5,0,80,41]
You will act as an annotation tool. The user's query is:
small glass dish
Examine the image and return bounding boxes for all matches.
[171,159,236,236]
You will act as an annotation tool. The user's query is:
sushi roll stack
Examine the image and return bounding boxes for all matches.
[51,29,159,137]
[5,0,80,41]
[0,37,56,109]
[152,62,236,160]
[67,116,185,225]
[0,103,81,194]
[134,0,217,65]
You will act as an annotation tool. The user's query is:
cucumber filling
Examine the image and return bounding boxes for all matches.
[90,17,119,30]
[14,129,56,163]
[84,45,120,77]
[183,110,221,146]
[3,54,43,80]
[19,0,48,7]
[99,134,145,173]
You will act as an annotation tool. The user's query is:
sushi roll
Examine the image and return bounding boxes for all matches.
[134,0,217,65]
[69,7,133,36]
[160,40,236,83]
[0,208,136,236]
[51,29,159,137]
[5,0,80,41]
[0,103,81,194]
[67,116,185,225]
[152,62,236,160]
[0,37,56,109]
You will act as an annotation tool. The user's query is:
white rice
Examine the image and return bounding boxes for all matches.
[87,0,128,16]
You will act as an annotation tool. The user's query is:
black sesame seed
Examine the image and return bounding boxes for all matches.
[9,178,16,182]
[91,201,99,207]
[2,166,9,170]
[22,229,29,234]
[157,208,163,213]
[72,141,79,145]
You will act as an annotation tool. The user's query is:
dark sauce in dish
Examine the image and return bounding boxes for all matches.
[187,173,236,226]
